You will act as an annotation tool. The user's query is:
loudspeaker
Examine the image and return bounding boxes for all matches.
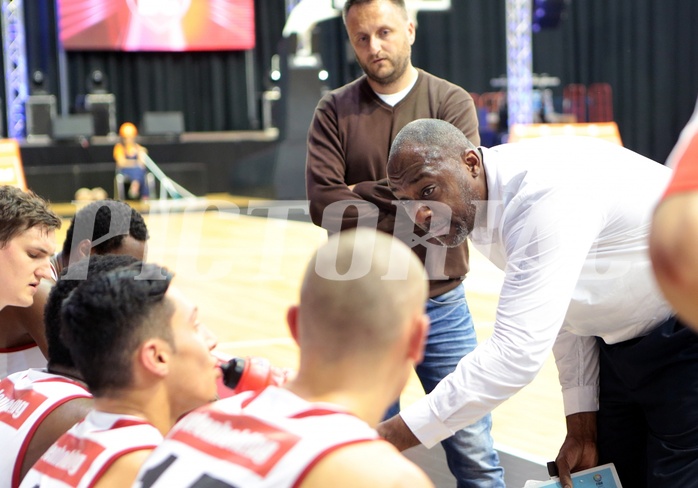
[52,114,94,141]
[26,95,56,142]
[141,111,185,138]
[84,93,116,136]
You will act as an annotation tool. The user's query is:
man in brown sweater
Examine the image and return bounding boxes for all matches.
[305,0,503,485]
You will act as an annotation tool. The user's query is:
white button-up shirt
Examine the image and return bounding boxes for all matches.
[400,136,674,448]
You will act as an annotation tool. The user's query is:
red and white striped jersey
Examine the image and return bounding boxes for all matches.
[0,369,91,488]
[134,386,380,488]
[20,410,162,488]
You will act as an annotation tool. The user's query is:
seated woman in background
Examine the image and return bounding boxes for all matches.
[113,122,149,200]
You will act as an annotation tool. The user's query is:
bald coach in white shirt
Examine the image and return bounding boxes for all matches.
[379,119,696,488]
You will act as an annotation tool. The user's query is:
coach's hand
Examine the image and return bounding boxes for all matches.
[377,415,421,452]
[555,411,598,488]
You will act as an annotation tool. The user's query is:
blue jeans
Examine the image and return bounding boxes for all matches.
[119,167,149,197]
[386,283,504,487]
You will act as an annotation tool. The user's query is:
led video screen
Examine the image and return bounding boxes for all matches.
[58,0,255,52]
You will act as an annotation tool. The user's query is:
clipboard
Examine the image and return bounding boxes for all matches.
[524,463,622,487]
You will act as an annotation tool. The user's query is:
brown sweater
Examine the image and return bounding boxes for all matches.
[306,69,480,297]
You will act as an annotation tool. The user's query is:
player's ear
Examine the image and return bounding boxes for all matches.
[286,305,300,346]
[77,239,93,259]
[140,338,170,377]
[408,313,430,365]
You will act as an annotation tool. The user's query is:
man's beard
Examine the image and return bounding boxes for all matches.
[426,188,479,248]
[360,51,410,87]
[433,220,470,248]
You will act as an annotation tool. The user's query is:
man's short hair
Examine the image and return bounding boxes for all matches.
[60,263,174,397]
[0,185,61,248]
[299,228,427,361]
[44,254,139,370]
[61,199,148,257]
[343,0,407,21]
[389,118,476,165]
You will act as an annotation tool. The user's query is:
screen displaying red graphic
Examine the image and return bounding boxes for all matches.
[57,0,255,52]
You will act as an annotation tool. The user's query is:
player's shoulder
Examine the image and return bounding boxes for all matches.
[300,439,434,488]
[92,448,154,488]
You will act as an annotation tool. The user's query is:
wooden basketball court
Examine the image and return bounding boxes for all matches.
[51,195,565,484]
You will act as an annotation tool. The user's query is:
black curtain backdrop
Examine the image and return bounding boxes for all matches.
[529,0,698,162]
[16,1,698,164]
[409,0,698,162]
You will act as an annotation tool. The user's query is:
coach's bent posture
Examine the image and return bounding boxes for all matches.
[379,119,696,488]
